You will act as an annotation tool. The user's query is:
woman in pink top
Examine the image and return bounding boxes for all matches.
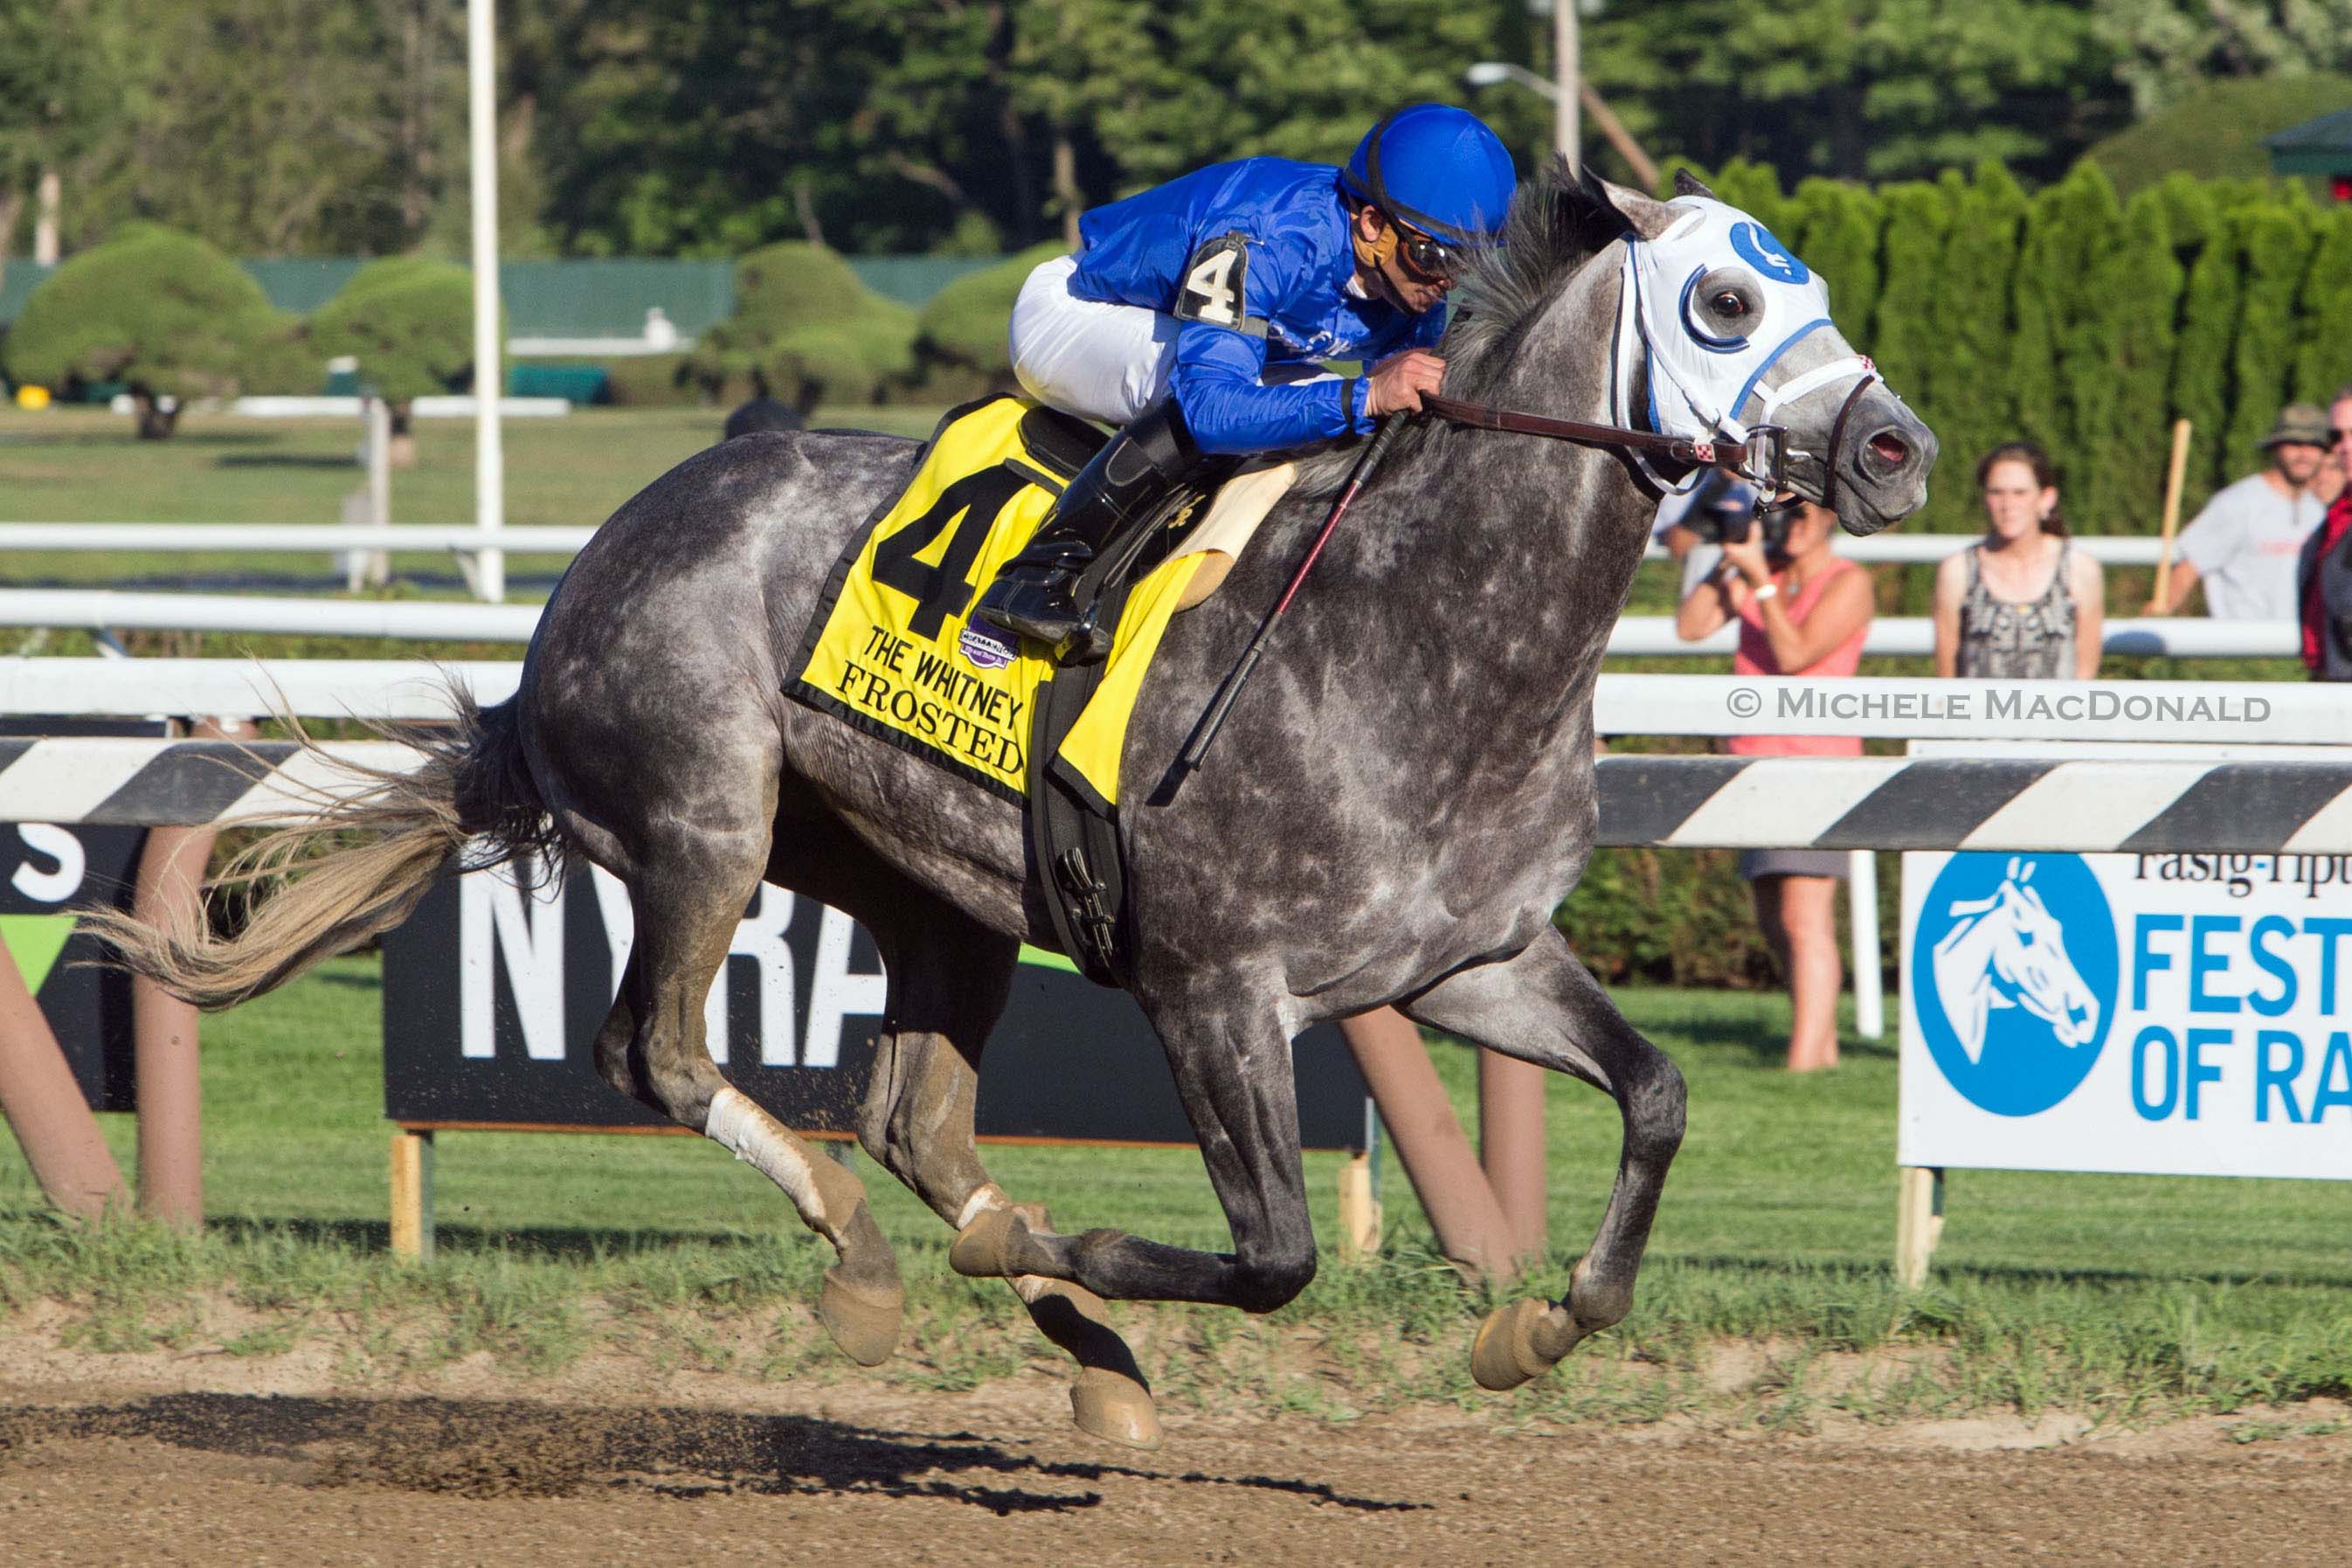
[1675,498,1874,1072]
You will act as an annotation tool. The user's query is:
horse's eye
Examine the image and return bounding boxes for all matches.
[1712,291,1747,317]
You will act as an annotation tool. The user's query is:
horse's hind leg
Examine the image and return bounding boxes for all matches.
[1399,926,1686,1392]
[854,896,1161,1447]
[590,833,901,1365]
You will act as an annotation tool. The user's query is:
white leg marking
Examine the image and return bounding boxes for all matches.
[957,1183,1010,1232]
[706,1086,827,1223]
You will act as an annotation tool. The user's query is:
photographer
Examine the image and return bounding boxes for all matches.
[1676,492,1873,1074]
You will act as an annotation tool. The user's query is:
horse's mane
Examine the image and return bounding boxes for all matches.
[1291,159,1634,496]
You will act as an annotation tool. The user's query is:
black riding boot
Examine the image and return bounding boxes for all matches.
[975,400,1212,663]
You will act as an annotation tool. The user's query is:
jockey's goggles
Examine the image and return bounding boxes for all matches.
[1388,219,1459,283]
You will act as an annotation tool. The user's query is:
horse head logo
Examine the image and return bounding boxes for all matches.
[1929,857,2100,1066]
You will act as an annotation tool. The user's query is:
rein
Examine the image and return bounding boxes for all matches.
[1420,363,1882,515]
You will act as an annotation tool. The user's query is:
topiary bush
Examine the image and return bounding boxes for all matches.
[3,223,300,437]
[309,257,478,403]
[308,257,484,459]
[688,242,918,414]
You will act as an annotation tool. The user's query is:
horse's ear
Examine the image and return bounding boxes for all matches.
[1672,169,1718,202]
[1577,163,1682,243]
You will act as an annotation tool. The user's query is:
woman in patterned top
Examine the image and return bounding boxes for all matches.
[1932,442,2104,680]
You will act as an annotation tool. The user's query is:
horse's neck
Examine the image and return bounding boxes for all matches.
[1939,905,2010,982]
[1368,250,1654,665]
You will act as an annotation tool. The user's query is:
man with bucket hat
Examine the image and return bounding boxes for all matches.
[2145,402,2340,619]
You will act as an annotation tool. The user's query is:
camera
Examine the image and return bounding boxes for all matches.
[1680,471,1791,556]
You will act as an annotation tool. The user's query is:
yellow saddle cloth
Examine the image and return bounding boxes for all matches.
[788,397,1209,810]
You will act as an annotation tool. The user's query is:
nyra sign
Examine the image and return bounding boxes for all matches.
[382,855,1370,1150]
[1899,850,2352,1180]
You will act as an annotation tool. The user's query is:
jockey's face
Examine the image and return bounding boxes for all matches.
[1351,204,1450,316]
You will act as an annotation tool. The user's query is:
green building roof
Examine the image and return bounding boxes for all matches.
[2266,107,2352,175]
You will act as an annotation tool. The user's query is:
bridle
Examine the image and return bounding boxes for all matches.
[1421,372,1878,518]
[1414,218,1885,517]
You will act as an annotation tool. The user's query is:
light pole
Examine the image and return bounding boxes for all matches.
[1465,60,1659,190]
[467,0,505,603]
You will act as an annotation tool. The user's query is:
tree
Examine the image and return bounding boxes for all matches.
[1867,181,1954,417]
[3,223,298,436]
[1920,162,2029,533]
[1584,0,2129,188]
[1788,177,1882,343]
[2099,189,2187,531]
[2163,190,2238,509]
[0,0,125,292]
[2292,206,2352,407]
[2224,197,2318,475]
[308,256,481,459]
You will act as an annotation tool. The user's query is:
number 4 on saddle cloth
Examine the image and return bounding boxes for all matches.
[787,396,1292,984]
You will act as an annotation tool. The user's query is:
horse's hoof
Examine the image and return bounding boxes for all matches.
[1070,1366,1163,1449]
[1470,1297,1580,1392]
[819,1265,903,1366]
[950,1205,1030,1278]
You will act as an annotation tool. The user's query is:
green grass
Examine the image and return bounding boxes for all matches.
[4,959,2348,1428]
[0,402,947,604]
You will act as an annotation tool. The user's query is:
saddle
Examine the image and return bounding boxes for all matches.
[786,396,1293,987]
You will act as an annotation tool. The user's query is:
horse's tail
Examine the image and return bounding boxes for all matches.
[85,686,559,1012]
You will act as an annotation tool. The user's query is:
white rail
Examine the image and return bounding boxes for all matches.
[0,524,595,554]
[1620,616,2299,660]
[0,660,2335,747]
[0,591,543,641]
[0,658,517,720]
[0,589,2300,659]
[1593,675,2347,744]
[0,525,2187,565]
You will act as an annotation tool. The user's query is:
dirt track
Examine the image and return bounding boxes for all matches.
[5,1367,2349,1567]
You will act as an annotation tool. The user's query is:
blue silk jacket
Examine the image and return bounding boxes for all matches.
[1068,157,1445,454]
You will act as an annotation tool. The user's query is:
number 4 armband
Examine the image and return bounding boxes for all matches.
[1174,233,1267,337]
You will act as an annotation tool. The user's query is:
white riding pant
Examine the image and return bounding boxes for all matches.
[1008,254,1337,431]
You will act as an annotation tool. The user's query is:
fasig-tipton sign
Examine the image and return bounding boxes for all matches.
[383,857,1371,1149]
[1900,848,2352,1180]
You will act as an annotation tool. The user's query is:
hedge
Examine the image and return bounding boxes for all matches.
[1671,158,2352,530]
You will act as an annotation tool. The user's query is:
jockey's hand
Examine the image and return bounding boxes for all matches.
[1365,350,1446,417]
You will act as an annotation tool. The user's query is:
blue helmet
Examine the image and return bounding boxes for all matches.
[1341,104,1517,249]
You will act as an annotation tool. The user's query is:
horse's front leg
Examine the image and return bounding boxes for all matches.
[950,980,1317,1315]
[1401,926,1686,1391]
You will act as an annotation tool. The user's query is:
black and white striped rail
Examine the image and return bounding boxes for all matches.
[3,741,2350,852]
[1595,756,2352,853]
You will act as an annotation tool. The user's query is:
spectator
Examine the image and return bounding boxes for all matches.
[2297,385,2352,681]
[1933,441,2104,680]
[1652,468,1754,600]
[1677,496,1872,1074]
[2145,404,2334,618]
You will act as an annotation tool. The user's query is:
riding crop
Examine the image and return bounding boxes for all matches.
[1177,415,1404,775]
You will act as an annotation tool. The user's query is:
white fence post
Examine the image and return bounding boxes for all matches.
[1849,849,1883,1040]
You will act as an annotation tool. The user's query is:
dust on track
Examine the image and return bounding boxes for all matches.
[3,1373,2349,1567]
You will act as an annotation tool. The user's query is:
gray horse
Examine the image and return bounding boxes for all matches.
[98,167,1933,1446]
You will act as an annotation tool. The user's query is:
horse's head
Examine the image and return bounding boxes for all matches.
[1967,859,2100,1049]
[1573,169,1937,535]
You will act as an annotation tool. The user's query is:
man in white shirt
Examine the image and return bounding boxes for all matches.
[2146,404,2339,618]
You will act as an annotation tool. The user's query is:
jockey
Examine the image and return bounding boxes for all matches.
[975,102,1517,660]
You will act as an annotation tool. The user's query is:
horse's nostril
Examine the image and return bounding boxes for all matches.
[1868,432,1911,466]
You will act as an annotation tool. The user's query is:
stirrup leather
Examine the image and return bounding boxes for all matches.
[976,400,1208,663]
